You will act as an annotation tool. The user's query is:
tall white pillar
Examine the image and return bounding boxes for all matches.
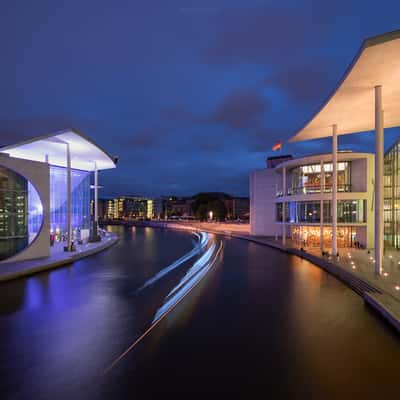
[282,166,286,246]
[94,162,99,226]
[66,142,72,251]
[320,159,324,252]
[375,85,384,275]
[332,124,338,256]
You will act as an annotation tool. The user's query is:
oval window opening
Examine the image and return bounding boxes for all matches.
[0,166,44,261]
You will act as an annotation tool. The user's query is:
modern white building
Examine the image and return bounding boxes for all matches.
[0,129,116,263]
[251,152,374,250]
[252,29,400,275]
[288,30,400,274]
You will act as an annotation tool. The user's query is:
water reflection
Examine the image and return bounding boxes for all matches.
[0,227,399,399]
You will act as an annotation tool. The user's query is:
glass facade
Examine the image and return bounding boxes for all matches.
[276,200,366,224]
[290,226,356,248]
[50,166,90,241]
[0,166,44,261]
[289,162,351,195]
[28,182,44,244]
[384,141,400,249]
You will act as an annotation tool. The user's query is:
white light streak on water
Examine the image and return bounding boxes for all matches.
[134,232,209,293]
[152,240,219,323]
[104,232,222,374]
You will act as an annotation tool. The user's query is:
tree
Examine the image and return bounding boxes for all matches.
[191,193,228,221]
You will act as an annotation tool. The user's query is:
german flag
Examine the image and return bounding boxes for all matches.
[272,140,282,151]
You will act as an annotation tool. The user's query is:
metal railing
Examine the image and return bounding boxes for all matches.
[276,184,352,197]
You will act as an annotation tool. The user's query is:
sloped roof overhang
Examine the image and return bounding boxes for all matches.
[289,30,400,142]
[0,129,116,171]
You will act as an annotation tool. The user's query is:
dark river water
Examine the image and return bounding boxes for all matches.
[0,226,399,400]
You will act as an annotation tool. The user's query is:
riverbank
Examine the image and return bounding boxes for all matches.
[0,232,119,283]
[123,220,400,333]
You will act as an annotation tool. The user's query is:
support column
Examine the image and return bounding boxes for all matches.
[89,161,101,242]
[332,124,338,257]
[320,159,324,253]
[375,85,384,275]
[66,142,73,251]
[94,162,99,227]
[282,166,286,246]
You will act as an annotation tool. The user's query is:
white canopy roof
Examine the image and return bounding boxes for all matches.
[0,129,117,171]
[290,30,400,142]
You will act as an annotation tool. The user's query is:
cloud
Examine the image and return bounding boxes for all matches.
[265,60,342,103]
[204,88,268,129]
[124,129,159,148]
[161,88,268,132]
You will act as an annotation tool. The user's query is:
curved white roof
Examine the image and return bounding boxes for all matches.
[290,30,400,142]
[0,129,116,171]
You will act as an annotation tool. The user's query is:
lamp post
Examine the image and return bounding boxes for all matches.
[209,211,213,221]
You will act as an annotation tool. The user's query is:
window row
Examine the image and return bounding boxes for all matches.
[276,200,366,224]
[277,162,352,196]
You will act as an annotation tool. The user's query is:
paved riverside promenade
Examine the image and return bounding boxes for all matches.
[0,231,119,282]
[132,220,400,332]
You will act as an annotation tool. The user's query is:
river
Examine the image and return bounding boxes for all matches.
[0,226,399,399]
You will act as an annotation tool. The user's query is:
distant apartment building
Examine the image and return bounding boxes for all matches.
[90,198,109,220]
[153,196,194,218]
[111,196,153,220]
[153,196,168,219]
[106,198,115,219]
[169,197,194,217]
[224,197,250,220]
[93,196,154,221]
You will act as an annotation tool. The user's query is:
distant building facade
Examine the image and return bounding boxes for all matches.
[224,197,250,220]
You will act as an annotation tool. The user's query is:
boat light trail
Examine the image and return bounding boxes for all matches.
[104,234,222,375]
[152,242,217,323]
[134,232,209,293]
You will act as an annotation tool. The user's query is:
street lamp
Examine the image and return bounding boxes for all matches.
[209,211,213,221]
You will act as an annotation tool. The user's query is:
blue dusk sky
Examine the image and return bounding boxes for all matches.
[1,0,400,197]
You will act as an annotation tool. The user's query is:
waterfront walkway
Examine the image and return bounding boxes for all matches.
[0,232,119,282]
